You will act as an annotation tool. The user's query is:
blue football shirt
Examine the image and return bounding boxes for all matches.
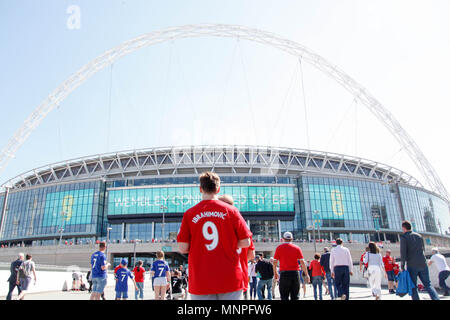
[91,251,107,278]
[115,267,133,292]
[151,260,169,278]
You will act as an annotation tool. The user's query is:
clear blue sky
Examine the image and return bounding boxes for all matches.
[1,0,450,194]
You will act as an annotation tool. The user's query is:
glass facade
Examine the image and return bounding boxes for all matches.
[301,176,402,233]
[0,181,104,241]
[399,186,450,236]
[0,174,448,245]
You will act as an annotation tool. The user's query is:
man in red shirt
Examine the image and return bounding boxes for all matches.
[272,232,309,300]
[383,249,396,294]
[219,194,255,300]
[177,172,252,300]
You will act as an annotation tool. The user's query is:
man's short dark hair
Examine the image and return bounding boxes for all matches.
[199,172,220,193]
[26,254,32,260]
[402,220,412,231]
[99,241,106,249]
[336,238,343,245]
[314,253,321,260]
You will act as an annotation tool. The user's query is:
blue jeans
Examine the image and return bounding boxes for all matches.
[438,270,450,294]
[92,277,107,294]
[312,276,323,300]
[325,272,336,299]
[407,266,440,300]
[250,277,257,299]
[135,282,144,299]
[333,266,350,300]
[257,279,273,300]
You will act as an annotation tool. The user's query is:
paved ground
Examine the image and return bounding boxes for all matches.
[2,280,449,300]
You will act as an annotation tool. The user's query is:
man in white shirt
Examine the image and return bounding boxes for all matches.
[330,238,353,300]
[428,247,450,296]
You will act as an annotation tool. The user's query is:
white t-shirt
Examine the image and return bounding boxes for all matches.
[248,262,256,277]
[430,254,450,273]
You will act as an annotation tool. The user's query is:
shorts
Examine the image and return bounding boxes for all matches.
[115,290,128,299]
[153,277,168,286]
[19,277,32,291]
[190,290,242,300]
[386,270,395,282]
[92,277,107,293]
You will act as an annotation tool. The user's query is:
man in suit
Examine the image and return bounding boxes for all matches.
[6,253,24,300]
[400,220,439,300]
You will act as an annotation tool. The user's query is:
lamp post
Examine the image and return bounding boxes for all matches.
[160,205,167,242]
[313,210,321,242]
[105,227,112,259]
[58,227,64,246]
[372,212,381,241]
[133,239,141,266]
[308,225,317,253]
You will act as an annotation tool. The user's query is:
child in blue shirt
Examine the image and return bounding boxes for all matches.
[115,259,138,300]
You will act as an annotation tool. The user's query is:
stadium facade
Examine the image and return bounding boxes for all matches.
[1,145,449,252]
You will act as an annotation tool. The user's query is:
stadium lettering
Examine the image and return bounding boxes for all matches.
[192,211,227,224]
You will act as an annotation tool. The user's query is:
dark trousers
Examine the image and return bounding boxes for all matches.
[279,271,300,300]
[334,266,350,300]
[438,270,450,294]
[408,266,440,300]
[250,277,257,298]
[6,281,21,300]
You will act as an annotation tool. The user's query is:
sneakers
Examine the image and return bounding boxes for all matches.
[389,289,396,294]
[341,294,346,300]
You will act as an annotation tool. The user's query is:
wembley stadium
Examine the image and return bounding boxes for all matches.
[1,145,449,257]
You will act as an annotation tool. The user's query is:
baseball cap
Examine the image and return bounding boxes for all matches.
[121,258,128,266]
[282,232,293,240]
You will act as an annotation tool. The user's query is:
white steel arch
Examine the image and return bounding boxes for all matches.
[0,24,448,201]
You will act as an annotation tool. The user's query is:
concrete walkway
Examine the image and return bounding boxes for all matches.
[2,281,449,301]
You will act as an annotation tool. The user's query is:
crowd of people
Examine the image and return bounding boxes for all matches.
[4,172,449,301]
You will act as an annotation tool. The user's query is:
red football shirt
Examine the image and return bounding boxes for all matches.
[238,238,255,291]
[177,199,252,295]
[133,266,145,283]
[114,265,121,274]
[383,255,395,272]
[273,243,304,271]
[393,263,400,275]
[360,253,368,268]
[309,260,325,277]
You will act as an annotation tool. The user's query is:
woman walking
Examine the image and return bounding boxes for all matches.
[363,242,387,300]
[309,253,325,300]
[151,251,171,300]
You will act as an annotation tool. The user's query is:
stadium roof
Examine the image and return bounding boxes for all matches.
[1,145,424,191]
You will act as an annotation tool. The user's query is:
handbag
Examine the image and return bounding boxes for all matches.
[363,253,370,279]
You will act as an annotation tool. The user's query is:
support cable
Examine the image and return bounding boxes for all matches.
[298,58,310,149]
[157,41,174,147]
[106,64,114,152]
[237,39,258,146]
[325,97,357,151]
[270,60,299,147]
[56,104,63,160]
